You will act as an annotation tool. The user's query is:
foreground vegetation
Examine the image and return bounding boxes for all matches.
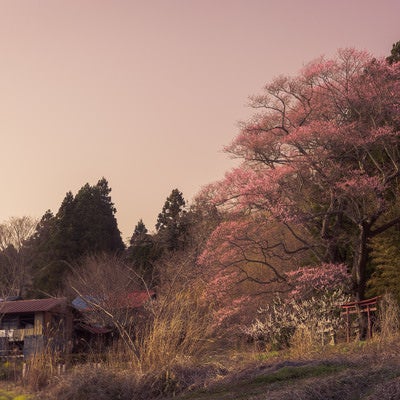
[2,333,399,400]
[0,289,396,400]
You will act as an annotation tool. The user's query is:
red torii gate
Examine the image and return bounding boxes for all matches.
[340,296,381,342]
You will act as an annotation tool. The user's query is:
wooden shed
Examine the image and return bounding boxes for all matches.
[0,298,72,357]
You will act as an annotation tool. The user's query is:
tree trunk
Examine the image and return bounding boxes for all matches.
[352,223,370,339]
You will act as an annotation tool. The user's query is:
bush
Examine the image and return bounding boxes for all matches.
[243,289,350,350]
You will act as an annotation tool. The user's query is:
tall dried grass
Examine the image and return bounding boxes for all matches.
[289,327,315,358]
[23,345,61,391]
[133,288,212,375]
[39,286,216,399]
[376,292,400,341]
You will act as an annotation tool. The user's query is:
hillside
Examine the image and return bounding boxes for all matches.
[178,355,400,400]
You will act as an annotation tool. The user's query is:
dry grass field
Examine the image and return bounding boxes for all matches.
[3,292,400,400]
[19,336,399,400]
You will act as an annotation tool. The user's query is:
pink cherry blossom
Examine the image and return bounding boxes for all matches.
[198,48,400,305]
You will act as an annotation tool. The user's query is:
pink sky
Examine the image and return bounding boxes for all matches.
[0,0,399,242]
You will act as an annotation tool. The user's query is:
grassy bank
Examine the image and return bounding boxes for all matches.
[178,356,400,400]
[22,336,400,400]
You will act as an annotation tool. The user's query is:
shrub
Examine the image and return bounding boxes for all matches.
[243,289,350,350]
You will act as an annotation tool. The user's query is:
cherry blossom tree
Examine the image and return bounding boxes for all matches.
[285,263,351,300]
[200,49,400,304]
[198,215,308,292]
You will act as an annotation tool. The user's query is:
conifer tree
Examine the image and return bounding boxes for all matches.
[387,40,400,65]
[367,232,400,304]
[29,178,124,296]
[126,219,159,287]
[156,189,188,252]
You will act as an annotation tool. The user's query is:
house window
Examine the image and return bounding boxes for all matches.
[0,316,19,330]
[19,314,35,329]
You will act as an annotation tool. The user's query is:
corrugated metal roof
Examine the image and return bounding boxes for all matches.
[0,298,65,314]
[71,296,101,311]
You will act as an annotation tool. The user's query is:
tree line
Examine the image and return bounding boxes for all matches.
[0,179,204,298]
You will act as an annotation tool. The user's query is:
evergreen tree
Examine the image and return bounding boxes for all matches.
[72,178,124,254]
[26,210,61,297]
[367,232,400,304]
[29,178,124,296]
[132,219,148,238]
[386,40,400,65]
[367,194,400,304]
[156,189,188,251]
[126,219,159,287]
[56,191,79,260]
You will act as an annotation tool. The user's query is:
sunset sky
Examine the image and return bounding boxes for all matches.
[1,0,399,242]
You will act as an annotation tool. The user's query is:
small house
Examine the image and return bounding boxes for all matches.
[0,298,72,357]
[71,290,155,353]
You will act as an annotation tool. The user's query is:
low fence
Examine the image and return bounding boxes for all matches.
[0,326,43,342]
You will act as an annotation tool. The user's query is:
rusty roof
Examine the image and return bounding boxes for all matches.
[125,290,156,308]
[0,298,66,315]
